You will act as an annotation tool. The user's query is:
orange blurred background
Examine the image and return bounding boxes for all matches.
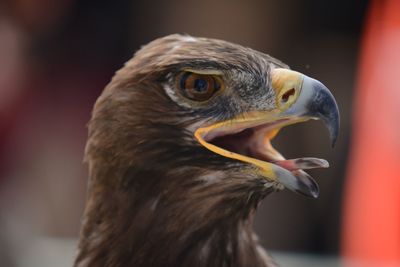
[4,1,399,266]
[342,1,400,266]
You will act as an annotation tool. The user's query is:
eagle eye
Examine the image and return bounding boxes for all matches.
[177,72,222,102]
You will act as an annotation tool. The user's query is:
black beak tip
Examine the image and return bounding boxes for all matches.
[294,173,320,198]
[296,187,319,199]
[331,137,337,148]
[309,80,340,149]
[328,119,339,148]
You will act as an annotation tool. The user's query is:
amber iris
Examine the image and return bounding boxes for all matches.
[178,72,222,101]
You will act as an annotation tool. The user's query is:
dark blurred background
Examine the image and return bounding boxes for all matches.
[0,0,369,266]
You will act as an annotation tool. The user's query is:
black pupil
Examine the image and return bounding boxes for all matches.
[193,78,208,93]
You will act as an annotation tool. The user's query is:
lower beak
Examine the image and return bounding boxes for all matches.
[194,69,340,198]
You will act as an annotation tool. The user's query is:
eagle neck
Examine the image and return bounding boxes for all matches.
[74,164,275,267]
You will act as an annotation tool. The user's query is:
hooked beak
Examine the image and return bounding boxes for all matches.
[194,68,340,198]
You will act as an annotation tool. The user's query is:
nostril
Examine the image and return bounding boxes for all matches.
[281,88,295,103]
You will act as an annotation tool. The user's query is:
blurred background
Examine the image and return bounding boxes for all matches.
[2,0,400,266]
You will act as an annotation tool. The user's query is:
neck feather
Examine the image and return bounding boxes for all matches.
[74,163,276,267]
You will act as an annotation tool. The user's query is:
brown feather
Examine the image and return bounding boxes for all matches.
[74,34,285,267]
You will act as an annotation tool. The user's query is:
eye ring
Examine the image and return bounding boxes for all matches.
[177,72,223,102]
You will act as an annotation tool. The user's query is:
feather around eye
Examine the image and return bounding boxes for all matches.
[177,72,223,102]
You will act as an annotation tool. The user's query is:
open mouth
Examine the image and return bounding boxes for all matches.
[194,68,339,198]
[208,122,328,174]
[194,115,329,198]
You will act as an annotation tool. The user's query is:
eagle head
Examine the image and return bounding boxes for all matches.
[76,34,339,267]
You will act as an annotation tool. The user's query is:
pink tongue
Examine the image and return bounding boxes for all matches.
[274,158,329,171]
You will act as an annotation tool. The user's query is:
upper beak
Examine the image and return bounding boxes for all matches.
[194,68,340,198]
[279,69,340,147]
[269,68,340,197]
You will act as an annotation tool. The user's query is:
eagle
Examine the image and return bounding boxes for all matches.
[74,34,339,267]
